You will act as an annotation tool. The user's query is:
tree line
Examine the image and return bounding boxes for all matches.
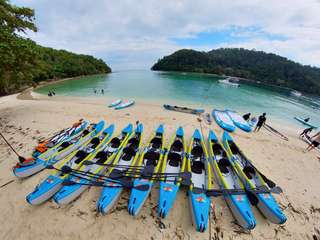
[0,0,111,96]
[151,48,320,95]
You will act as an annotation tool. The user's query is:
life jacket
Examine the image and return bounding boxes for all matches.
[35,141,49,153]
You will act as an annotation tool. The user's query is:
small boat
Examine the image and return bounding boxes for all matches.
[290,90,302,97]
[158,127,187,218]
[13,121,104,178]
[208,130,256,229]
[128,124,165,216]
[212,109,236,132]
[108,99,122,108]
[218,78,239,87]
[163,104,205,115]
[186,129,212,232]
[294,117,317,129]
[115,100,135,110]
[222,132,287,224]
[97,123,143,214]
[53,124,133,205]
[226,110,252,132]
[26,123,112,205]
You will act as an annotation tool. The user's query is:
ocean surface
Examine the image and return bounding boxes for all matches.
[36,70,320,127]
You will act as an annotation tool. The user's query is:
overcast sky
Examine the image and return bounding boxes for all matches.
[12,0,320,70]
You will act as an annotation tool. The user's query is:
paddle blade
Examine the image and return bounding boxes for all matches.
[18,156,27,163]
[61,179,76,186]
[82,160,94,166]
[246,190,259,206]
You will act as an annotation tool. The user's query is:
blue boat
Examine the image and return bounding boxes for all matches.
[208,130,256,229]
[222,132,287,225]
[212,109,236,132]
[226,110,252,132]
[158,126,187,218]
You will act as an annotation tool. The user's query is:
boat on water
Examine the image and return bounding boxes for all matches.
[163,104,205,115]
[290,90,302,97]
[218,77,239,87]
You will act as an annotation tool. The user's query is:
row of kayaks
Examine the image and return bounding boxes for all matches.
[13,120,286,232]
[108,99,135,110]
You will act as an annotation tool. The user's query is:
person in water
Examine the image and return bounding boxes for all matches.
[101,89,104,94]
[94,89,97,94]
[243,113,251,121]
[305,131,320,152]
[304,117,310,122]
[300,127,314,138]
[254,113,266,132]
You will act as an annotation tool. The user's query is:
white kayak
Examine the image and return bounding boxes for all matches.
[115,100,135,110]
[108,99,122,108]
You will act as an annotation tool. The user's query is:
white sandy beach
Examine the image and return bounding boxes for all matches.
[0,89,320,240]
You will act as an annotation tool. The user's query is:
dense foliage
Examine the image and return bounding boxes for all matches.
[0,0,111,95]
[151,48,320,94]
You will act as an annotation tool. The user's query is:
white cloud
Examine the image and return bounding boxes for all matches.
[11,0,320,69]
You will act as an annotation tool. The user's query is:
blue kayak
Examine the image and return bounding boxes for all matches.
[226,110,252,132]
[158,126,187,218]
[128,124,165,216]
[212,109,236,132]
[294,117,317,129]
[53,124,133,206]
[97,123,143,214]
[187,129,212,232]
[163,104,205,115]
[208,130,256,229]
[222,132,287,224]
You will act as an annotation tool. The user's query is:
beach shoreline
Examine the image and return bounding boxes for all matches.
[0,92,319,240]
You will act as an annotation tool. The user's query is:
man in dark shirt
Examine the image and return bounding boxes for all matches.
[254,113,266,132]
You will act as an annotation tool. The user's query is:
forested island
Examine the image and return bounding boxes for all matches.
[0,0,111,96]
[151,48,320,94]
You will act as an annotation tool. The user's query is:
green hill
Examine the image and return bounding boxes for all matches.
[151,48,320,94]
[0,0,111,96]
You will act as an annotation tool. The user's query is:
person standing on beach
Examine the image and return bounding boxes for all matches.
[300,127,313,138]
[305,132,320,152]
[254,113,266,132]
[101,89,104,94]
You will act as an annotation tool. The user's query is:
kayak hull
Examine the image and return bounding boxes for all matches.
[212,110,236,132]
[158,182,179,218]
[115,101,135,110]
[189,191,210,232]
[13,159,46,178]
[97,185,123,214]
[226,110,252,132]
[257,193,287,224]
[163,104,205,114]
[128,179,152,216]
[26,175,63,205]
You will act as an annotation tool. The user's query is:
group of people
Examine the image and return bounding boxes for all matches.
[94,89,104,94]
[242,112,267,132]
[48,91,56,97]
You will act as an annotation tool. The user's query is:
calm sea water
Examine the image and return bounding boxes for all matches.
[36,70,320,127]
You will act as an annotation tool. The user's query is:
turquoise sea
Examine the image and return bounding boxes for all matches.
[36,70,320,127]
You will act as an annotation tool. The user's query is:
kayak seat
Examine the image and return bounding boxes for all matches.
[171,140,183,152]
[128,137,139,149]
[59,141,70,149]
[110,137,121,148]
[151,137,162,149]
[168,152,181,167]
[243,166,255,180]
[191,145,203,158]
[144,151,159,166]
[95,151,109,164]
[229,142,240,154]
[90,137,100,148]
[81,130,89,136]
[212,143,223,155]
[218,158,230,174]
[75,150,89,164]
[122,147,136,161]
[191,161,204,174]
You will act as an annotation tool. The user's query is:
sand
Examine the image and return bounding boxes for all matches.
[0,88,320,240]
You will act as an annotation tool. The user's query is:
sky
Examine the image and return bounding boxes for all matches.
[12,0,320,70]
